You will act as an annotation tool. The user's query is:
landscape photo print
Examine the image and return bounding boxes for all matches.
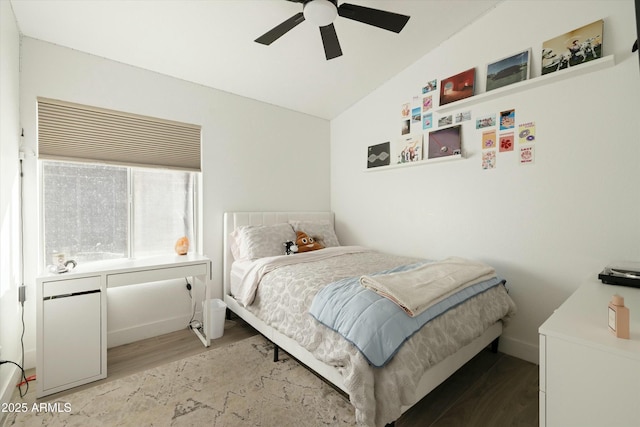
[486,50,530,91]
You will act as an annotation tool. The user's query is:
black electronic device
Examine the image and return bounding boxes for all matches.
[599,263,640,288]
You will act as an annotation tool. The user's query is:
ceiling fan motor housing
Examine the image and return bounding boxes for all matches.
[304,0,338,27]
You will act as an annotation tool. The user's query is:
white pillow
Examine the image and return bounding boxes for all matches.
[230,223,296,261]
[288,220,340,248]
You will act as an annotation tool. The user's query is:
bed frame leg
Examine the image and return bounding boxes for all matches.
[273,344,279,362]
[490,337,500,353]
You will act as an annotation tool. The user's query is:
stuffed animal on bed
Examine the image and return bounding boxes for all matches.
[295,231,324,253]
[284,240,298,255]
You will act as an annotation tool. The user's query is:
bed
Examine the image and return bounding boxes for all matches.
[223,211,516,427]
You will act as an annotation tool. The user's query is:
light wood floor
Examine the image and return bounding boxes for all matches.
[18,316,257,402]
[23,315,538,426]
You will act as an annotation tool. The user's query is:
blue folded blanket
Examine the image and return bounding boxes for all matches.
[309,262,505,367]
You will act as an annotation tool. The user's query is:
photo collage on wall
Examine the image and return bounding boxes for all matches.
[391,84,539,169]
[478,108,536,169]
[387,77,473,166]
[367,19,603,170]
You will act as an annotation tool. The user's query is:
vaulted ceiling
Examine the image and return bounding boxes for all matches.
[10,0,502,119]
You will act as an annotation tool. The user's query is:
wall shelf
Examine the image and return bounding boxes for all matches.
[365,55,614,173]
[365,153,463,172]
[437,55,615,113]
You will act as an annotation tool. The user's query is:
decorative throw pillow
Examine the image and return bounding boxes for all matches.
[295,231,324,253]
[230,223,296,260]
[289,220,340,248]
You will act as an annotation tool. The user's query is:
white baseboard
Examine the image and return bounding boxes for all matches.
[0,364,23,423]
[23,349,35,371]
[107,313,200,348]
[499,335,539,365]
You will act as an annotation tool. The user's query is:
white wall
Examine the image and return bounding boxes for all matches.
[331,0,640,363]
[18,38,330,361]
[0,0,24,410]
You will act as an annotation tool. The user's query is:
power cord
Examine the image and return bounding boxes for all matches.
[0,359,29,398]
[19,298,29,396]
[185,278,200,330]
[1,151,31,397]
[0,299,30,397]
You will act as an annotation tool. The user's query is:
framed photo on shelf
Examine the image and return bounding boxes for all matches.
[486,49,531,91]
[367,142,391,168]
[396,134,423,164]
[427,125,462,159]
[439,68,475,106]
[541,19,603,75]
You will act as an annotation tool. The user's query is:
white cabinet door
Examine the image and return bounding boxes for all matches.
[545,334,640,427]
[42,291,102,391]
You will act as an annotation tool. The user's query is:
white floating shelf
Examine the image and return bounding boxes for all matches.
[437,55,615,113]
[365,55,615,173]
[365,153,463,172]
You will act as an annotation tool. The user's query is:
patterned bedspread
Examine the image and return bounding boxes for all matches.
[242,250,517,427]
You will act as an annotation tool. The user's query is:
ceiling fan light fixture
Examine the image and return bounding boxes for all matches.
[303,0,338,27]
[257,1,410,60]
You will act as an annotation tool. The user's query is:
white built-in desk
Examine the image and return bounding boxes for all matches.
[539,279,640,427]
[36,254,211,398]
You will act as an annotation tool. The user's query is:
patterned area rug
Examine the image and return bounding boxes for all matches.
[3,335,356,426]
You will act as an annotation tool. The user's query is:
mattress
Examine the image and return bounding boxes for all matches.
[235,248,517,427]
[229,260,252,298]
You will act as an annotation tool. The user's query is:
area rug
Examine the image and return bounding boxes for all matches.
[3,335,356,426]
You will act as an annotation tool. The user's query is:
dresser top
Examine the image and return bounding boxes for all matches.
[539,279,640,360]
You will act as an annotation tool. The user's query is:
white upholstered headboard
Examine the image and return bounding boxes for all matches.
[223,211,334,297]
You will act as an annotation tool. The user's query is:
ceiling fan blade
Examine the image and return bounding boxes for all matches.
[255,12,305,45]
[337,3,410,33]
[320,24,343,60]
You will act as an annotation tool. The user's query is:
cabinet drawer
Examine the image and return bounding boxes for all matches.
[43,276,101,298]
[106,263,208,288]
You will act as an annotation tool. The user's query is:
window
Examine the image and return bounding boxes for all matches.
[132,168,195,257]
[42,161,196,267]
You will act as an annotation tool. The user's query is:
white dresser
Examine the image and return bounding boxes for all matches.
[538,279,640,427]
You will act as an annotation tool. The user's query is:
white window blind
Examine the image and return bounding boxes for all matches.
[37,97,201,171]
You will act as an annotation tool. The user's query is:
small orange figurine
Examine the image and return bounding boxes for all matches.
[175,236,189,255]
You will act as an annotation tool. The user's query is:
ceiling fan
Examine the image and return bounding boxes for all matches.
[255,0,410,60]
